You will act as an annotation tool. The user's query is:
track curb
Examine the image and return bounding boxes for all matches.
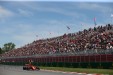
[41,69,107,75]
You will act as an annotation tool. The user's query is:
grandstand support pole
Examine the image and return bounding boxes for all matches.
[51,57,53,67]
[71,56,73,68]
[89,55,90,63]
[88,55,91,68]
[84,55,86,63]
[95,54,96,62]
[58,56,60,67]
[99,54,102,68]
[57,57,59,67]
[63,56,65,67]
[84,55,85,62]
[50,57,52,67]
[80,55,81,63]
[106,53,107,62]
[45,57,46,66]
[78,56,81,68]
[80,55,81,68]
[100,54,101,66]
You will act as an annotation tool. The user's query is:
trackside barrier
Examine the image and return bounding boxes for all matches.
[0,51,113,69]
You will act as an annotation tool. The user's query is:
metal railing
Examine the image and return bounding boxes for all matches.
[0,49,113,59]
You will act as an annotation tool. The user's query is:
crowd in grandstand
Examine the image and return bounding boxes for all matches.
[0,24,113,57]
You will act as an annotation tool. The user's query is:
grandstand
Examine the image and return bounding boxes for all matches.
[0,24,113,69]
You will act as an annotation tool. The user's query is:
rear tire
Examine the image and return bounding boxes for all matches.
[36,67,40,70]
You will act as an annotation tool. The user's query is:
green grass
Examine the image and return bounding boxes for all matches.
[40,67,113,75]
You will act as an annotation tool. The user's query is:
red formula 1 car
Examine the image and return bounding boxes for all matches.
[23,64,40,70]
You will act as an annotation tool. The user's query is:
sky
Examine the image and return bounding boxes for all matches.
[0,1,113,48]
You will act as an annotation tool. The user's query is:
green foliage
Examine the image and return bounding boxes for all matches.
[2,42,16,52]
[0,47,2,54]
[40,67,113,75]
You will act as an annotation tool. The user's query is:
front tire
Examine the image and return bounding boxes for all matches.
[23,67,26,70]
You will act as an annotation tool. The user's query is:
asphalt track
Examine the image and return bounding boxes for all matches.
[0,65,86,75]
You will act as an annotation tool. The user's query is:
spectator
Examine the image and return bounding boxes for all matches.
[0,24,113,57]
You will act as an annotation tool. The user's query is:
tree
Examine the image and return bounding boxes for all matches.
[0,47,2,54]
[2,42,16,52]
